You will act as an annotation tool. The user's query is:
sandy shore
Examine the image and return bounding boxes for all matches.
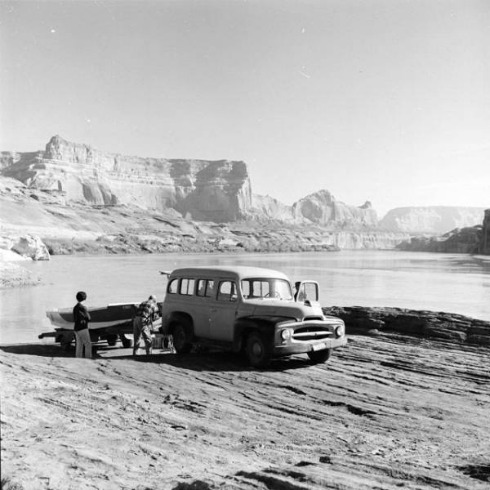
[1,332,489,490]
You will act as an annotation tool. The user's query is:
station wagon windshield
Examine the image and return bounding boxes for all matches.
[241,278,293,300]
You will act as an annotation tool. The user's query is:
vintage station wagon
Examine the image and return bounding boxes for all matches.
[160,266,347,367]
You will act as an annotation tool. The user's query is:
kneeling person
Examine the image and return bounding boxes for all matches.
[133,295,159,356]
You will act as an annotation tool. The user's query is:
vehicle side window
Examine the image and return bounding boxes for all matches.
[180,278,195,296]
[196,279,215,298]
[217,281,237,302]
[168,278,179,294]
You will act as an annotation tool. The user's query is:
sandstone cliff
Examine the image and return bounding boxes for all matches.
[397,227,482,254]
[250,194,295,221]
[396,209,490,255]
[1,135,253,222]
[482,209,490,254]
[1,136,379,229]
[0,135,413,251]
[380,206,486,234]
[293,190,377,228]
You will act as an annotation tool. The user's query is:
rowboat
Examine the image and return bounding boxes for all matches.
[46,302,139,330]
[41,302,162,349]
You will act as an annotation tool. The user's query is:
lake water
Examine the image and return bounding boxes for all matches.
[1,250,490,345]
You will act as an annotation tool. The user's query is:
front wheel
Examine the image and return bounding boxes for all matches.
[246,332,271,368]
[307,348,332,364]
[172,322,192,354]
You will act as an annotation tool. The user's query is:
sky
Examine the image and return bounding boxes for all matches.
[1,0,489,216]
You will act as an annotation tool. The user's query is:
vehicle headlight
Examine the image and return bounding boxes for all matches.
[334,324,345,338]
[281,329,293,341]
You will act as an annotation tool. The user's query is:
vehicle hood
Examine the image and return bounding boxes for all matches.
[239,299,324,320]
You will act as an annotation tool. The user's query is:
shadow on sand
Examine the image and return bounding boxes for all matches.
[0,343,315,372]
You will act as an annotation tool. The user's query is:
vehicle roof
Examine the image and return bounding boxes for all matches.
[168,265,290,280]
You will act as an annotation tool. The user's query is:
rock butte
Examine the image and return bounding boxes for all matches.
[0,135,486,231]
[0,135,488,256]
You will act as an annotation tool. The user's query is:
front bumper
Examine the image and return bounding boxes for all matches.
[273,336,347,357]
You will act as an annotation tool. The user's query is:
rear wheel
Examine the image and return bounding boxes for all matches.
[246,332,271,368]
[172,322,192,354]
[307,348,332,364]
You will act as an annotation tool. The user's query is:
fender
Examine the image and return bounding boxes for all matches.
[165,311,194,339]
[233,315,295,352]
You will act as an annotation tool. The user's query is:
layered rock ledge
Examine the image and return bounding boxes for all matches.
[323,306,490,346]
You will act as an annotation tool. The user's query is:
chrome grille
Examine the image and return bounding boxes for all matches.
[292,326,333,341]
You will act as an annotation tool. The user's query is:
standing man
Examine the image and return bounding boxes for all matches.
[133,295,159,356]
[73,291,92,358]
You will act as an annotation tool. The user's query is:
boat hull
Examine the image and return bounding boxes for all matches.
[46,302,139,330]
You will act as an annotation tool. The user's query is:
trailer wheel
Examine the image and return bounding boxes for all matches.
[58,332,74,351]
[106,334,118,346]
[60,339,73,351]
[120,335,133,348]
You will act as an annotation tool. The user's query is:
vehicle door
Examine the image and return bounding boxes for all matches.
[209,279,239,341]
[294,281,320,304]
[192,278,215,337]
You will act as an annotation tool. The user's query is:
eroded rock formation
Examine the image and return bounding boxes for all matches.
[1,136,380,229]
[0,235,50,261]
[396,209,490,254]
[380,206,485,234]
[10,235,50,261]
[1,135,253,222]
[481,209,490,254]
[293,190,377,228]
[397,226,482,254]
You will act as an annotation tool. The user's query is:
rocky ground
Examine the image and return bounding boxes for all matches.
[1,330,489,490]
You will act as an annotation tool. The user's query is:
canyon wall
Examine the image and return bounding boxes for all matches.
[480,209,490,254]
[2,136,484,253]
[1,136,378,228]
[396,209,490,255]
[1,136,253,222]
[292,190,378,228]
[380,206,486,234]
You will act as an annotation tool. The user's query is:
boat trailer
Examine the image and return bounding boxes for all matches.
[38,321,134,351]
